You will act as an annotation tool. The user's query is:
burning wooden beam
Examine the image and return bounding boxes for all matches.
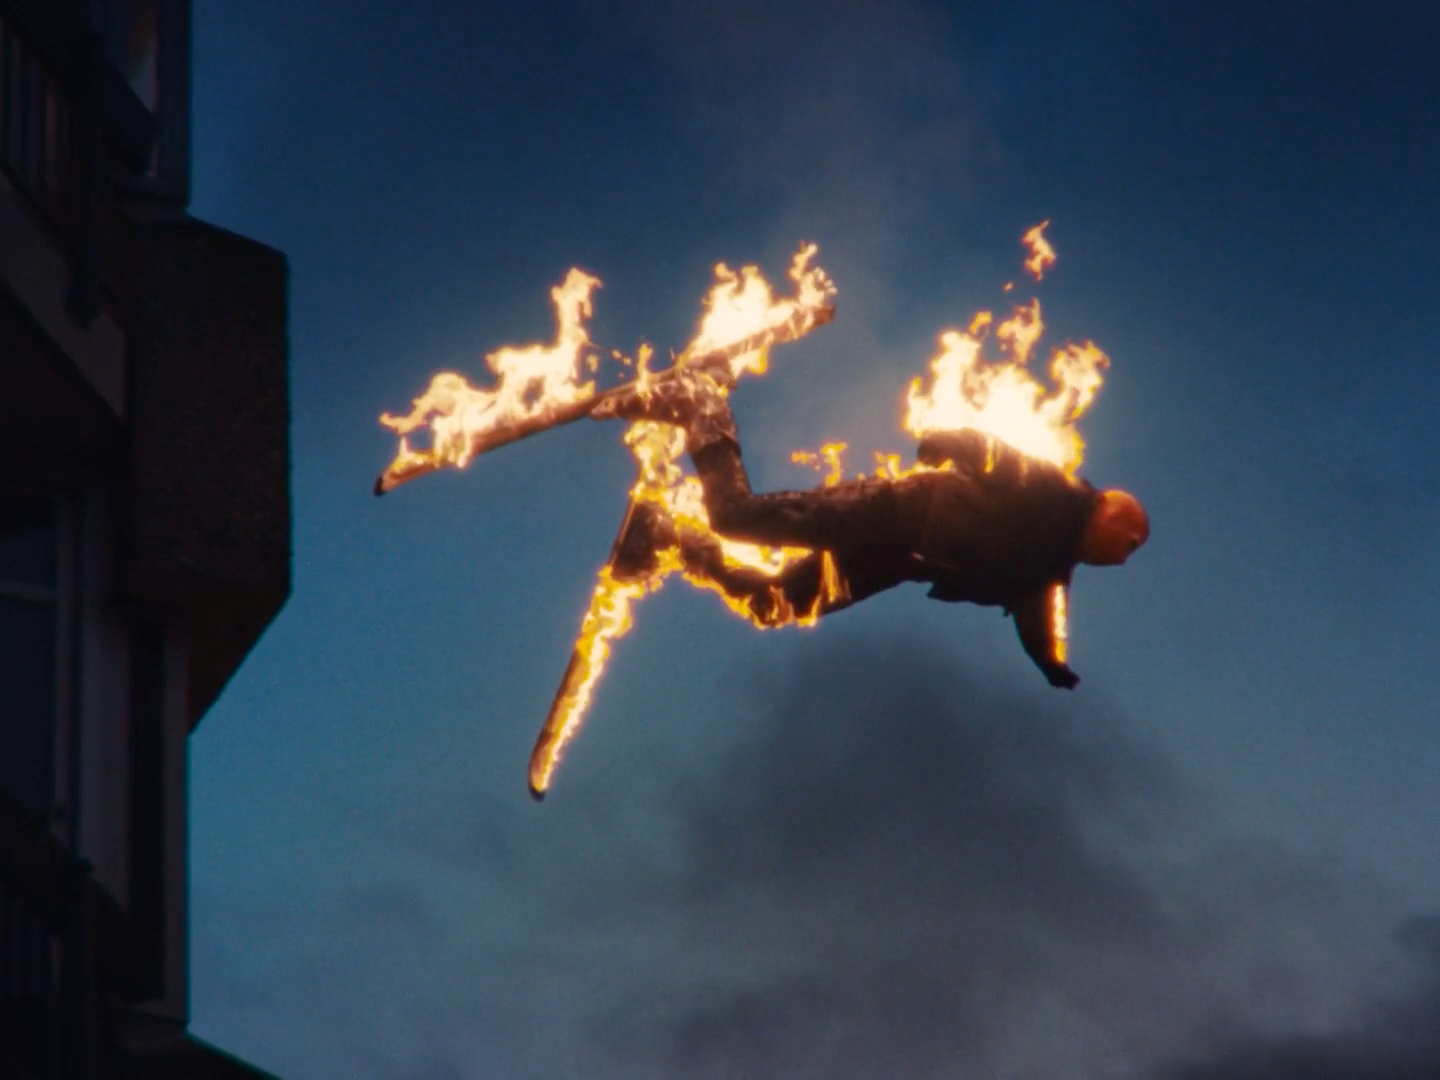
[373,306,834,496]
[526,499,678,800]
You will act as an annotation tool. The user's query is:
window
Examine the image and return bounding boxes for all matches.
[98,0,190,200]
[125,0,160,115]
[0,498,60,1075]
[0,496,58,823]
[1,17,79,235]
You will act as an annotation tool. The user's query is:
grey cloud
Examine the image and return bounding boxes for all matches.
[670,643,1174,941]
[1156,914,1440,1080]
[561,633,1417,1078]
[213,634,1427,1079]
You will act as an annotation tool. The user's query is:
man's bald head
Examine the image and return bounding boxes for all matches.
[1079,489,1150,566]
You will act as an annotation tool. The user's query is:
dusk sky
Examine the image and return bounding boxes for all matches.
[184,2,1439,1077]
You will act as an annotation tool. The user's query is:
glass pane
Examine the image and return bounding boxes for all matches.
[0,595,55,819]
[0,497,56,587]
[0,877,55,1073]
[126,0,160,114]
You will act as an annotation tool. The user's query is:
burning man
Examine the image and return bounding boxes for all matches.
[594,364,1149,689]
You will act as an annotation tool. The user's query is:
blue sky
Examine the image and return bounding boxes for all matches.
[184,2,1440,1076]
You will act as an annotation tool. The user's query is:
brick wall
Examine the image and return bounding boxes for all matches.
[119,213,291,726]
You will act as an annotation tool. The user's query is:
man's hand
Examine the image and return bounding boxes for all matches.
[1046,665,1080,690]
[1011,590,1081,690]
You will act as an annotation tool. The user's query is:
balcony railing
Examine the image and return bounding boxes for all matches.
[0,7,156,325]
[0,787,160,1078]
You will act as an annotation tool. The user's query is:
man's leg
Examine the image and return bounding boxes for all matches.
[594,368,921,555]
[676,529,835,626]
[688,401,922,555]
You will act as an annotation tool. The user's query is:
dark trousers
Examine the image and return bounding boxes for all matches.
[663,440,932,626]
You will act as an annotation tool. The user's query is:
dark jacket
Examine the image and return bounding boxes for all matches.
[688,427,1100,686]
[912,430,1099,687]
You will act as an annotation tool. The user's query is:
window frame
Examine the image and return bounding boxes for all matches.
[0,491,81,845]
[96,0,191,204]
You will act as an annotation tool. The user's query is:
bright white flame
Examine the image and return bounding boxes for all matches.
[903,230,1107,474]
[685,244,835,379]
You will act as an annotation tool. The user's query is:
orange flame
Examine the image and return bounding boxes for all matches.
[527,561,672,798]
[1022,220,1057,280]
[379,269,601,470]
[1051,583,1069,665]
[902,232,1107,476]
[790,442,849,487]
[526,252,838,797]
[390,227,1112,798]
[683,243,836,379]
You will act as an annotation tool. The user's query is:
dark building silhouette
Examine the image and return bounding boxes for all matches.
[2,0,288,1075]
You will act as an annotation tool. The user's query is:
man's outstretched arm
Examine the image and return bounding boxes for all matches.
[1010,587,1080,689]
